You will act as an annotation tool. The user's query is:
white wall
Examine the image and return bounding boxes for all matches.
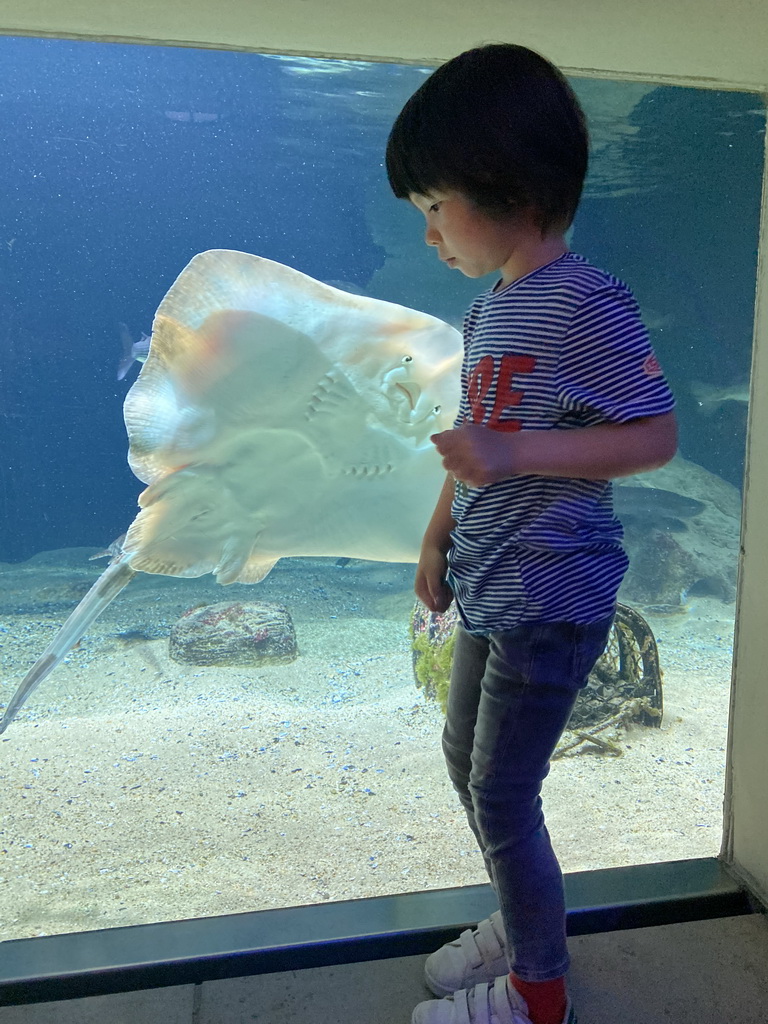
[724,150,768,905]
[0,0,766,87]
[2,0,768,902]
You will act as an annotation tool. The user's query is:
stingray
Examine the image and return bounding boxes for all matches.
[0,250,462,734]
[613,484,706,532]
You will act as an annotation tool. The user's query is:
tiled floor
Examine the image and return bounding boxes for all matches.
[2,914,768,1023]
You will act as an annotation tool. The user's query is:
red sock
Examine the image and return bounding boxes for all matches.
[509,972,567,1024]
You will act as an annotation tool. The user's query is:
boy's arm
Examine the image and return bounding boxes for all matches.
[415,473,456,613]
[421,472,457,552]
[432,411,677,487]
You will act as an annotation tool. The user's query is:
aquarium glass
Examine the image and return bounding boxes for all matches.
[0,36,764,942]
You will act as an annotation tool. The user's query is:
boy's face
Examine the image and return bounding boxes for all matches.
[409,189,561,287]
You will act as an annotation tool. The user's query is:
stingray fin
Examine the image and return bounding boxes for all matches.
[0,559,138,734]
[212,535,280,585]
[233,555,280,584]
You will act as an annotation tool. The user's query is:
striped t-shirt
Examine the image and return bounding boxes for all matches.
[447,251,675,634]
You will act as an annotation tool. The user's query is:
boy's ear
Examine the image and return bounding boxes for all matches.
[502,197,534,221]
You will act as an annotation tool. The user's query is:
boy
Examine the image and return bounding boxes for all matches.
[386,44,677,1024]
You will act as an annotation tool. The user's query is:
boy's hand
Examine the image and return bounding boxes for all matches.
[415,546,453,613]
[431,424,515,488]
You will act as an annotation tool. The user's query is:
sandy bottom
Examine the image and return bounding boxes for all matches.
[0,551,734,941]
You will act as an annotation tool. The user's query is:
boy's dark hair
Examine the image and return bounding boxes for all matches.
[386,43,589,234]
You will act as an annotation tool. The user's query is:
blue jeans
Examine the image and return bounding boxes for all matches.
[442,615,614,982]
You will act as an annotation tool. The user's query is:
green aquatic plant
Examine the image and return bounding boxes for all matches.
[410,604,458,712]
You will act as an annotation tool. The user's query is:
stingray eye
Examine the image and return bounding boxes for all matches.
[402,355,413,364]
[432,405,441,415]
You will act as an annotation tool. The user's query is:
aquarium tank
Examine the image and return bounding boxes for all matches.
[0,35,764,942]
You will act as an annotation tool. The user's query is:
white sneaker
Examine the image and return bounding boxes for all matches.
[424,911,509,997]
[412,974,578,1024]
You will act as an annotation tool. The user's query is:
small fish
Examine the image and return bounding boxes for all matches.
[88,533,127,563]
[164,110,219,122]
[640,602,691,617]
[117,322,151,381]
[640,307,675,332]
[691,381,750,415]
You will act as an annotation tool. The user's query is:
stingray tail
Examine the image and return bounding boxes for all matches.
[0,559,138,735]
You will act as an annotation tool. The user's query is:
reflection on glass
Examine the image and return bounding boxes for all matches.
[0,36,764,942]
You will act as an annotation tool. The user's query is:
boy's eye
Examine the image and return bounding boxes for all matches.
[429,202,441,213]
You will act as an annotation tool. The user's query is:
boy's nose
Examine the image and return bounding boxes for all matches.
[425,227,440,246]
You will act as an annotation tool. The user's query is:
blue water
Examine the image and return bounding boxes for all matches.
[0,33,763,947]
[0,36,764,562]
